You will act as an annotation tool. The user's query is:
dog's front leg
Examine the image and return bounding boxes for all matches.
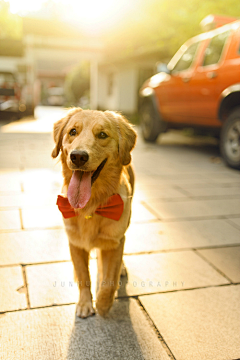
[96,238,124,317]
[69,242,95,318]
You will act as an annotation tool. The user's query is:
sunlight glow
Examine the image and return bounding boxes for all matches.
[8,0,137,35]
[9,0,45,14]
[67,0,135,33]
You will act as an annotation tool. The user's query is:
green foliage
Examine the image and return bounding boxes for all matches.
[64,62,90,107]
[0,1,22,39]
[105,0,240,61]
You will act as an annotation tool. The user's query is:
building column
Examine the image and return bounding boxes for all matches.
[90,59,98,110]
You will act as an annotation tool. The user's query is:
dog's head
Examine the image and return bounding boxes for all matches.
[52,108,136,209]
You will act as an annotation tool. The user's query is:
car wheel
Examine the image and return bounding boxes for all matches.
[140,100,163,142]
[220,107,240,170]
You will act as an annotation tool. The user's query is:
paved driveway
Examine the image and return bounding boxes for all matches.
[0,108,239,360]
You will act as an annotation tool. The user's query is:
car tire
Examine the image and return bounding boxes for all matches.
[140,100,164,142]
[220,107,240,170]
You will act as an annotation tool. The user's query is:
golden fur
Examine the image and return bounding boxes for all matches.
[52,108,137,317]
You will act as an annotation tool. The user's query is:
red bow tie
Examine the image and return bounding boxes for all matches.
[57,194,124,221]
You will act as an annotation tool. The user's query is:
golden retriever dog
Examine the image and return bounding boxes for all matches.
[52,108,137,318]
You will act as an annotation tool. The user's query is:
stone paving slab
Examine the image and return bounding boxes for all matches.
[0,194,23,208]
[227,217,240,230]
[21,206,63,229]
[124,219,240,254]
[0,300,170,360]
[119,251,229,297]
[20,168,62,193]
[128,200,158,223]
[139,285,240,360]
[134,183,188,201]
[0,132,55,169]
[203,170,240,180]
[0,210,21,231]
[179,185,240,197]
[0,266,27,312]
[146,198,240,220]
[170,182,220,189]
[0,154,22,169]
[0,193,58,209]
[0,229,70,265]
[0,170,22,193]
[197,246,240,283]
[204,173,240,183]
[133,173,210,186]
[26,260,98,307]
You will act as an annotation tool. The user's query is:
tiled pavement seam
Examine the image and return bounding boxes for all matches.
[0,265,238,360]
[21,264,30,309]
[1,194,240,304]
[141,200,240,223]
[1,214,239,303]
[1,241,239,312]
[135,298,177,360]
[1,215,239,359]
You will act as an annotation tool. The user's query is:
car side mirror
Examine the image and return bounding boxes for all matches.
[156,62,171,75]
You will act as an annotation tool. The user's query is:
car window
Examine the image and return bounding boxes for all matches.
[202,30,230,66]
[172,42,200,73]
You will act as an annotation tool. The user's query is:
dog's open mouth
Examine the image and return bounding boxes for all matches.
[67,158,107,209]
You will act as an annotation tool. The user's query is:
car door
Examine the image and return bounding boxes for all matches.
[156,41,201,123]
[189,29,232,125]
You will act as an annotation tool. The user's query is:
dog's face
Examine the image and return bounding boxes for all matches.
[52,108,136,209]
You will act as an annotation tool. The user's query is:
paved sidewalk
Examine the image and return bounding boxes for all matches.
[0,110,240,360]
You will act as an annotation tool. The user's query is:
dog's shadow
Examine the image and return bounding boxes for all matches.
[66,268,147,360]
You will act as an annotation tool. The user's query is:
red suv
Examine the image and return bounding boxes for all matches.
[139,20,240,169]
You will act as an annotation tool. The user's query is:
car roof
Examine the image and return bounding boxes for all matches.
[168,20,240,70]
[187,20,240,46]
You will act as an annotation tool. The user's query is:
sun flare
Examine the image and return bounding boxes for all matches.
[8,0,137,34]
[68,0,135,34]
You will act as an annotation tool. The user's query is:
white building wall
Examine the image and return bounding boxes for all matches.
[97,71,108,109]
[118,67,138,113]
[106,72,119,111]
[97,70,119,111]
[97,66,139,114]
[0,57,24,72]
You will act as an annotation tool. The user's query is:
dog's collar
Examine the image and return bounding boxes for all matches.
[57,194,124,221]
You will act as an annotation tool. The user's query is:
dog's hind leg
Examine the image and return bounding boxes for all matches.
[120,261,127,277]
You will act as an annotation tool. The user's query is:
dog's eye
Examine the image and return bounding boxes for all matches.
[98,131,108,139]
[69,128,77,136]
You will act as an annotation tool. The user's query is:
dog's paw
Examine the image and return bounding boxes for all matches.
[96,290,114,317]
[76,301,95,319]
[96,301,112,317]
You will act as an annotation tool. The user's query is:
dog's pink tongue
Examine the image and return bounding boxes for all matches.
[67,171,91,209]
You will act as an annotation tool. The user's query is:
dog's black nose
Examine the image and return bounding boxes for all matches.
[70,150,89,167]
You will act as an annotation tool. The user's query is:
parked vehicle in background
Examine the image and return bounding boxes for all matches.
[47,87,64,106]
[0,71,26,119]
[139,20,240,169]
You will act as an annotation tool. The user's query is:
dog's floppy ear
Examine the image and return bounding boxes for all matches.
[105,111,137,165]
[51,115,70,158]
[51,108,82,158]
